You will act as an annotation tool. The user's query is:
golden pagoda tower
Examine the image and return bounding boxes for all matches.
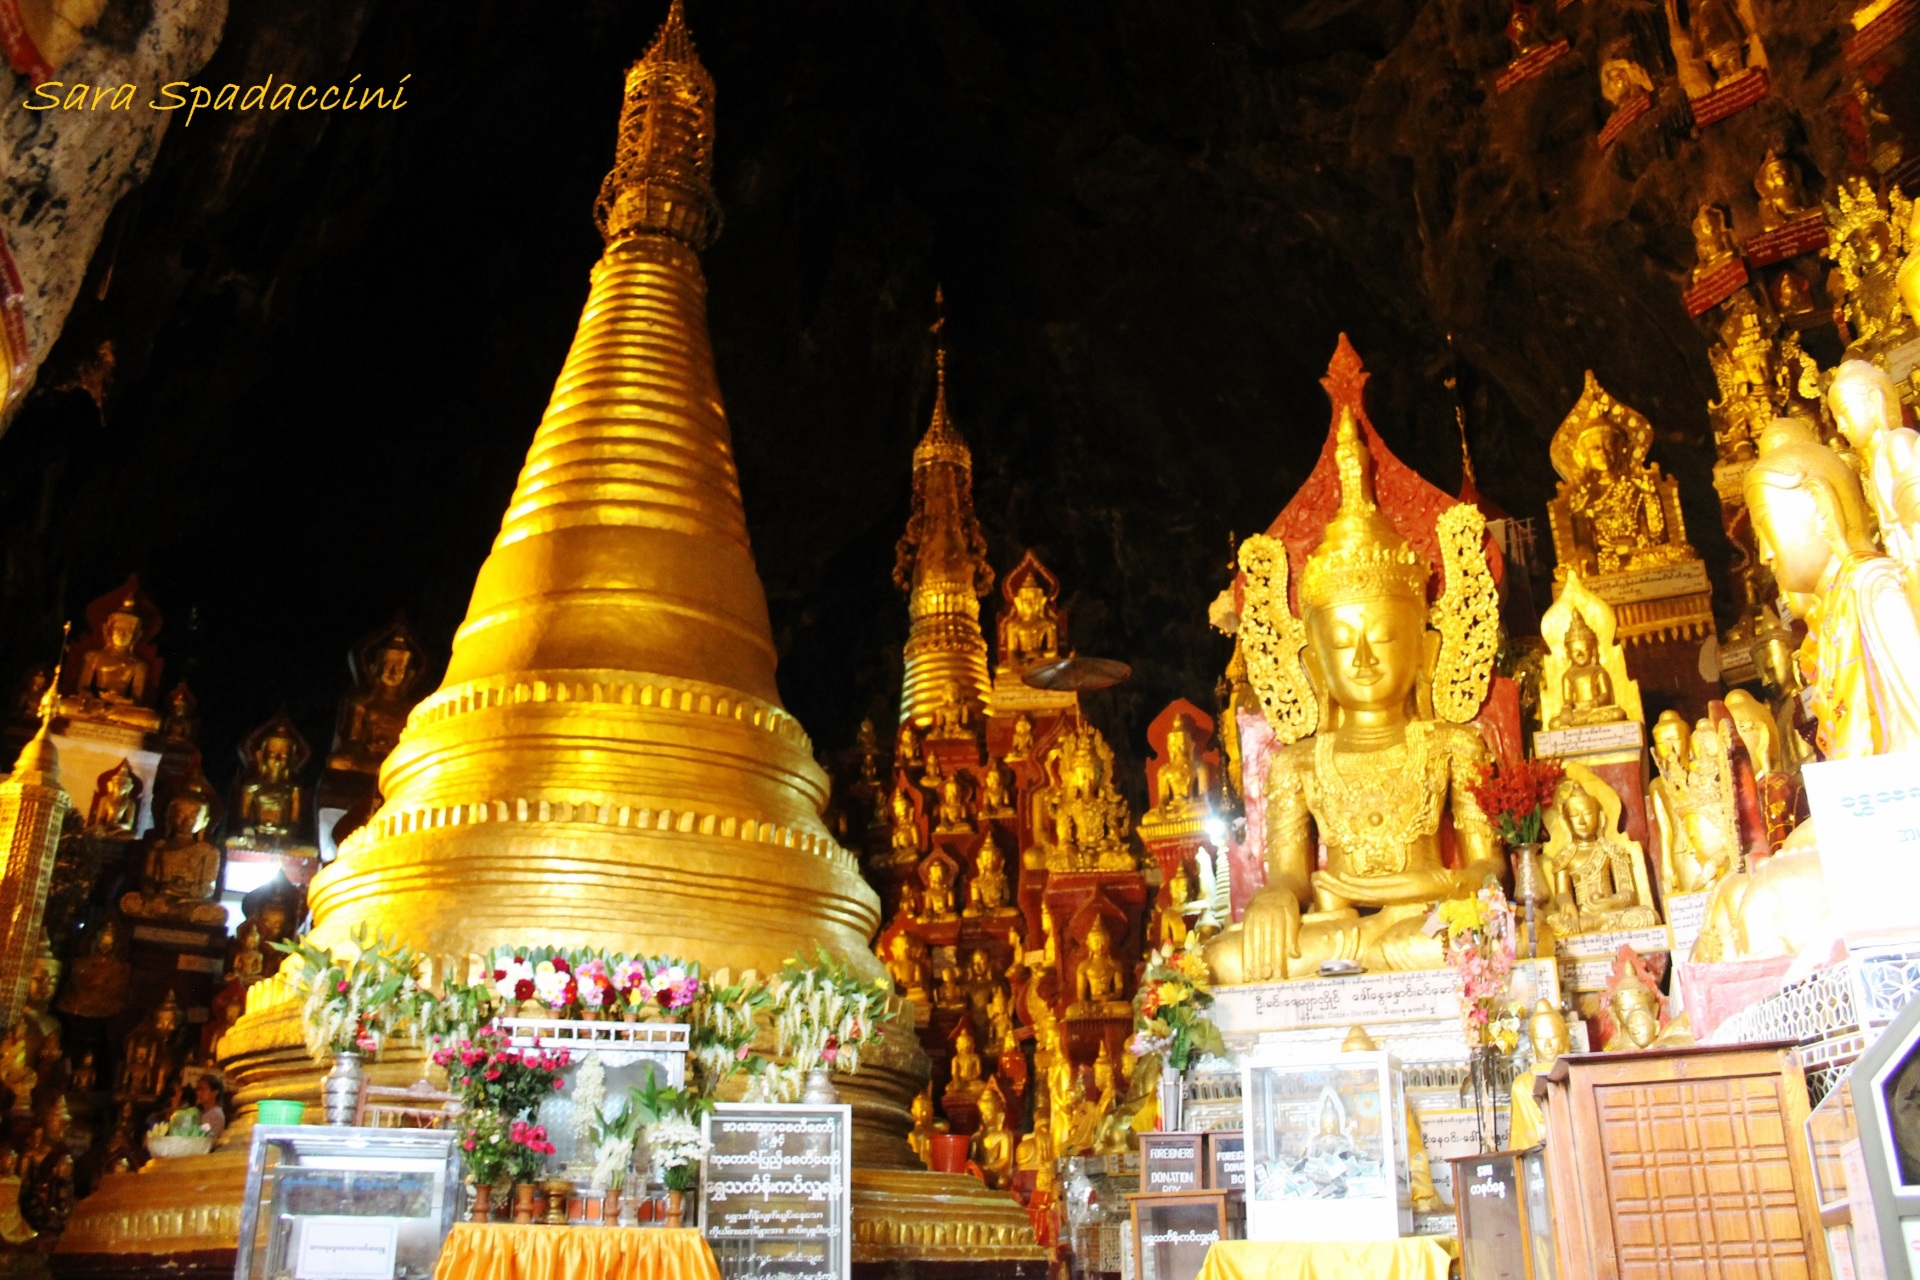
[0,708,69,1029]
[893,321,995,726]
[61,6,1039,1269]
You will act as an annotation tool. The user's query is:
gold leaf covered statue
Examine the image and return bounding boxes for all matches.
[1548,372,1693,577]
[1539,572,1642,730]
[1541,768,1659,938]
[1745,417,1920,757]
[946,1022,985,1100]
[1152,712,1211,817]
[53,918,130,1020]
[115,990,182,1100]
[120,772,226,926]
[1597,40,1654,109]
[1507,1001,1570,1150]
[1039,722,1133,873]
[973,1078,1015,1189]
[1068,916,1128,1017]
[1826,177,1914,364]
[58,579,162,734]
[84,759,141,838]
[1207,339,1504,985]
[1754,149,1811,233]
[1830,360,1920,583]
[918,855,960,923]
[1661,0,1766,98]
[229,713,313,853]
[1648,711,1739,896]
[962,840,1018,918]
[884,931,929,1008]
[1600,954,1692,1050]
[1689,204,1741,285]
[325,618,426,774]
[908,1088,947,1168]
[997,551,1062,673]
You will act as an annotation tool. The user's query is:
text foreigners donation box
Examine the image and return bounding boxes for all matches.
[1802,752,1920,946]
[698,1103,852,1280]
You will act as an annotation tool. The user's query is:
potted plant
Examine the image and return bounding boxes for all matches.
[630,1079,713,1229]
[430,1026,571,1120]
[504,1119,556,1223]
[275,926,436,1124]
[456,1109,510,1221]
[752,948,894,1104]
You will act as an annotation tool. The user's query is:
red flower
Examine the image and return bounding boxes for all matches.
[492,969,506,982]
[552,957,571,974]
[514,979,535,1001]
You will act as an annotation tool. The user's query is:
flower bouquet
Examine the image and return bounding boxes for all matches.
[750,948,894,1103]
[430,1026,570,1118]
[275,925,435,1060]
[1466,756,1565,847]
[1124,943,1226,1133]
[146,1107,213,1159]
[505,1119,556,1183]
[1437,883,1520,1151]
[687,971,769,1097]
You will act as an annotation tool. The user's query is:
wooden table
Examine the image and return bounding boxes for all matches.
[1195,1239,1454,1280]
[433,1223,722,1280]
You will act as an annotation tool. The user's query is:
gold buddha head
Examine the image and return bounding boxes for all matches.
[1575,419,1630,477]
[1723,689,1778,773]
[926,859,951,891]
[152,990,182,1033]
[373,642,414,693]
[102,603,143,655]
[1084,915,1113,957]
[1298,410,1430,719]
[1692,202,1731,259]
[911,1089,934,1125]
[165,784,212,840]
[1565,608,1599,667]
[1014,579,1047,621]
[1755,149,1795,203]
[1652,709,1691,775]
[955,1022,976,1052]
[1829,360,1903,452]
[1609,969,1661,1048]
[1560,783,1604,841]
[1528,1000,1570,1063]
[888,933,913,963]
[256,732,295,784]
[1745,417,1875,595]
[978,1079,1006,1126]
[967,949,992,981]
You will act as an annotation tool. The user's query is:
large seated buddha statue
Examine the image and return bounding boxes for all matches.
[1206,340,1505,985]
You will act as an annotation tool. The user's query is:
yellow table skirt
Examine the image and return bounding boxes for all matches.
[1196,1238,1455,1280]
[433,1223,721,1280]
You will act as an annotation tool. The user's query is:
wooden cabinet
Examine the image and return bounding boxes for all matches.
[1535,1043,1826,1280]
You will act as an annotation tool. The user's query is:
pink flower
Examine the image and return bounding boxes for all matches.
[336,980,350,993]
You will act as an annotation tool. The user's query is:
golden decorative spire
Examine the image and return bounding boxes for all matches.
[894,289,993,724]
[292,0,880,980]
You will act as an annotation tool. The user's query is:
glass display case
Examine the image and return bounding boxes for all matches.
[1449,1147,1556,1280]
[1805,1071,1888,1280]
[1850,992,1920,1280]
[1240,1047,1410,1242]
[235,1125,462,1280]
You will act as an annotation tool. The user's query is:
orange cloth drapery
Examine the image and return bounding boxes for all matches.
[433,1224,721,1280]
[1195,1239,1454,1280]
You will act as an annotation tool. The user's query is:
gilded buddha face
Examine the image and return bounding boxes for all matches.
[1529,1005,1570,1061]
[1014,581,1047,620]
[1830,361,1902,451]
[1750,478,1832,595]
[1562,786,1603,841]
[1652,710,1691,772]
[257,734,293,783]
[1308,594,1425,714]
[1566,618,1596,667]
[374,646,412,692]
[167,795,210,839]
[103,611,141,655]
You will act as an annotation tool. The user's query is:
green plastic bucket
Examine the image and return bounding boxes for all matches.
[256,1100,305,1126]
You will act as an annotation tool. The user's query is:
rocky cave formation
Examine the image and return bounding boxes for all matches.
[0,0,1912,800]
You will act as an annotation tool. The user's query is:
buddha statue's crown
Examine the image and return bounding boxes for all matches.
[1298,408,1429,611]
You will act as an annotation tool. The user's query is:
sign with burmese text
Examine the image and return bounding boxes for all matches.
[1803,754,1920,945]
[699,1103,851,1280]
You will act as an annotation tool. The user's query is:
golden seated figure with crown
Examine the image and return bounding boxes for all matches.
[1205,349,1504,985]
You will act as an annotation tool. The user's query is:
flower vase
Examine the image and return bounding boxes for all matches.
[801,1066,839,1106]
[1467,1042,1509,1153]
[468,1183,492,1224]
[616,1188,638,1227]
[544,1178,572,1225]
[1508,842,1547,956]
[603,1186,620,1227]
[664,1188,685,1229]
[512,1182,536,1225]
[322,1051,364,1126]
[1156,1064,1186,1132]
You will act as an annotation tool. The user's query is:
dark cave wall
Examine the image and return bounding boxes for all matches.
[0,0,1910,800]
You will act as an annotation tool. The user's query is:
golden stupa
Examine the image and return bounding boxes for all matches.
[894,338,995,725]
[60,4,1038,1268]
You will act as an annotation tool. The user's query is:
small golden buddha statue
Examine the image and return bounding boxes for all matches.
[884,931,929,1007]
[1208,364,1504,984]
[887,787,922,866]
[2,941,61,1116]
[1649,711,1697,891]
[1677,720,1741,893]
[1065,1042,1122,1156]
[919,857,960,923]
[1505,2,1546,59]
[1541,575,1641,730]
[231,717,311,849]
[1153,712,1210,815]
[929,680,974,741]
[947,1022,986,1099]
[973,1079,1015,1189]
[1157,864,1194,949]
[1827,177,1915,363]
[1689,204,1741,284]
[1598,40,1654,108]
[935,771,972,833]
[85,760,142,838]
[1662,0,1765,96]
[855,718,881,785]
[1543,775,1658,938]
[1042,721,1133,872]
[54,918,130,1020]
[1830,360,1920,582]
[963,947,1003,1029]
[1724,690,1798,852]
[122,777,226,926]
[1069,916,1128,1017]
[896,720,921,767]
[1754,149,1810,232]
[921,750,945,791]
[1508,1001,1570,1150]
[1000,563,1061,670]
[160,682,198,746]
[1006,713,1035,762]
[1041,1020,1079,1156]
[61,585,160,731]
[205,921,266,1052]
[1549,374,1693,577]
[908,1089,947,1168]
[986,987,1013,1048]
[1018,1087,1059,1190]
[325,623,425,774]
[20,1102,72,1237]
[932,965,968,1014]
[242,871,306,973]
[977,759,1014,819]
[962,840,1018,918]
[1753,609,1816,774]
[116,991,182,1100]
[1602,963,1692,1051]
[1745,416,1920,757]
